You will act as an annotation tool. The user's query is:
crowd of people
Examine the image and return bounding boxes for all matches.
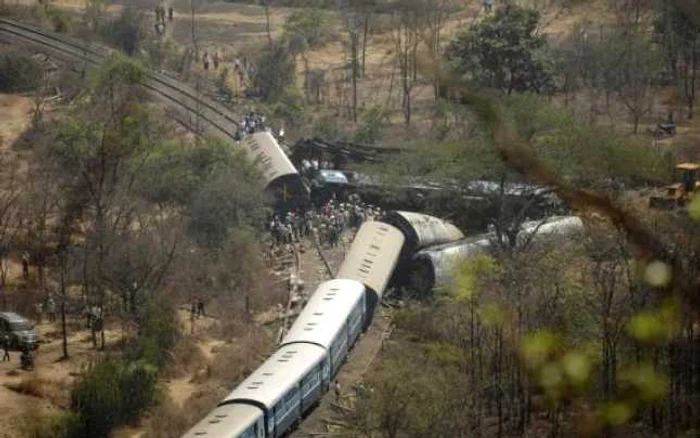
[154,4,174,36]
[298,157,339,179]
[242,112,267,134]
[267,197,384,249]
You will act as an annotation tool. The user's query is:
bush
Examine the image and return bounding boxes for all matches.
[251,42,296,101]
[20,411,85,438]
[354,105,388,145]
[0,51,42,92]
[70,359,160,438]
[97,6,143,55]
[312,114,343,140]
[124,297,179,369]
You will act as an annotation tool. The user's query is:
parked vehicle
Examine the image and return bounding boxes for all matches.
[0,312,40,351]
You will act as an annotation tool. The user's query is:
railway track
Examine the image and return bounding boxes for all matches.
[0,18,240,139]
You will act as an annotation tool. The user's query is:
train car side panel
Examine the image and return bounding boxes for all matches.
[242,132,297,184]
[336,222,404,324]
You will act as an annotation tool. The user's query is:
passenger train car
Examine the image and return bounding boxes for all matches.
[381,210,465,261]
[408,216,585,296]
[182,211,490,438]
[242,132,310,211]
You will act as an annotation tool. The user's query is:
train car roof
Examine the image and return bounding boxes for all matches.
[281,279,365,349]
[518,216,584,242]
[242,131,298,185]
[221,343,326,410]
[382,211,464,250]
[336,221,405,295]
[181,403,263,438]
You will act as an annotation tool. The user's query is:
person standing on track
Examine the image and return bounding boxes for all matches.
[334,380,341,401]
[168,6,173,22]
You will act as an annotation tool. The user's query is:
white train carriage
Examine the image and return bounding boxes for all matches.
[410,234,493,296]
[281,279,366,378]
[381,210,465,254]
[181,403,265,438]
[220,343,327,438]
[241,131,298,185]
[336,222,405,325]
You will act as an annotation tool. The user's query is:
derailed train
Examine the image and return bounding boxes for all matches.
[407,216,585,296]
[182,212,461,438]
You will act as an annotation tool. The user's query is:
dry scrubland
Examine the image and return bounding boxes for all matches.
[0,0,700,437]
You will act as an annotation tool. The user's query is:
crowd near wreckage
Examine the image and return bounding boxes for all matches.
[183,211,585,438]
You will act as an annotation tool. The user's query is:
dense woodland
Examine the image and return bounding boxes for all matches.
[0,0,699,437]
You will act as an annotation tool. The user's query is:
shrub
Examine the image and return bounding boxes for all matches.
[70,359,160,438]
[251,42,296,101]
[124,296,179,369]
[20,411,84,438]
[354,105,388,145]
[0,51,42,92]
[97,6,143,55]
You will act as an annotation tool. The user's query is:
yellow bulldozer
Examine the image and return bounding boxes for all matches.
[649,163,700,209]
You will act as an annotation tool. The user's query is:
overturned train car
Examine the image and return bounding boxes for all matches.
[408,216,585,297]
[243,132,310,211]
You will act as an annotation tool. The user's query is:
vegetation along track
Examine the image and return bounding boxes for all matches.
[0,18,240,136]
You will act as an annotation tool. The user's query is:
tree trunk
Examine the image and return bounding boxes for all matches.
[264,1,272,43]
[60,258,68,359]
[351,33,358,123]
[361,13,369,78]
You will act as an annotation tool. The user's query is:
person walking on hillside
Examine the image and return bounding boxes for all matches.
[202,52,210,71]
[168,6,173,22]
[46,295,57,323]
[213,52,220,70]
[21,251,30,279]
[1,334,10,362]
[196,296,206,318]
[334,380,341,401]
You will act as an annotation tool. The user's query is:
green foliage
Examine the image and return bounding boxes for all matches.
[0,51,42,92]
[283,8,334,49]
[446,5,555,94]
[268,91,308,131]
[450,255,503,300]
[626,298,680,344]
[91,52,146,92]
[186,141,267,247]
[70,360,160,438]
[125,297,180,369]
[21,412,85,438]
[312,114,342,140]
[252,43,297,101]
[353,105,388,145]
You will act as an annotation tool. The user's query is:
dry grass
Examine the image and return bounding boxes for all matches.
[164,336,207,380]
[203,328,273,384]
[146,387,228,438]
[5,375,45,398]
